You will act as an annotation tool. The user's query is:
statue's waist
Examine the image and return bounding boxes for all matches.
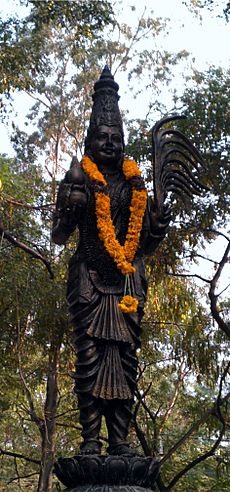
[67,255,147,305]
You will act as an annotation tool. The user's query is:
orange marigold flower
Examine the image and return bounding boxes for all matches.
[123,160,141,179]
[118,295,139,313]
[82,155,107,186]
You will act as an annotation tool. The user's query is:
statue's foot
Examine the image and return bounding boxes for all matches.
[80,440,101,455]
[108,444,138,457]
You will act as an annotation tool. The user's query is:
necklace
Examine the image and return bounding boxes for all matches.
[81,155,147,313]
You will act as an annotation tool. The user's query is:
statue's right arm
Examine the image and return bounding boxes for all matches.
[52,212,76,246]
[52,159,88,245]
[51,181,75,245]
[51,180,84,245]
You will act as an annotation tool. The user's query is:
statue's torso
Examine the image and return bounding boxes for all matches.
[67,170,147,304]
[77,171,132,285]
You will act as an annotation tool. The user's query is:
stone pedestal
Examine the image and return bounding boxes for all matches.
[54,455,159,491]
[63,487,153,492]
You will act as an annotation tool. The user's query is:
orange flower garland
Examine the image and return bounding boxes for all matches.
[81,157,107,186]
[81,155,147,313]
[124,189,148,263]
[95,192,135,275]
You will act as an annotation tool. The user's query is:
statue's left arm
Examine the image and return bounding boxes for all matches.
[140,196,170,256]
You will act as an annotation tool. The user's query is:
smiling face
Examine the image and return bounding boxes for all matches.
[90,125,124,169]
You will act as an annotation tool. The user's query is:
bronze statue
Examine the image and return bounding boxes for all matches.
[52,66,205,458]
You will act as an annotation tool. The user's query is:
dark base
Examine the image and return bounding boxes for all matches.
[63,486,153,492]
[54,455,159,491]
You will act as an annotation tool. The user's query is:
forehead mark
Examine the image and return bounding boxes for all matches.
[97,126,121,136]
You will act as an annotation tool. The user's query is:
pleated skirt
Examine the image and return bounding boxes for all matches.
[68,286,142,400]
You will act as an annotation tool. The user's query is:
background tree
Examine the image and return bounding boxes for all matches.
[183,0,230,21]
[0,0,113,99]
[126,65,230,490]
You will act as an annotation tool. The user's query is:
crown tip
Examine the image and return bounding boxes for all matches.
[103,64,111,72]
[94,65,119,94]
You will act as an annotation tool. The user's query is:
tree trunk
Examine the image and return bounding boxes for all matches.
[38,323,64,492]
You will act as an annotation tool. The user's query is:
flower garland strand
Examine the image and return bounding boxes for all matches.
[81,155,147,313]
[117,274,138,313]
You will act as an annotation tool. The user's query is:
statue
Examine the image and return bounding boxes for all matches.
[52,66,206,461]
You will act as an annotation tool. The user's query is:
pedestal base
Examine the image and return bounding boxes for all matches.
[54,455,159,491]
[64,486,153,492]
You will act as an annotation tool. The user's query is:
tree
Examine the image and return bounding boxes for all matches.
[183,0,230,21]
[0,0,113,107]
[129,66,230,490]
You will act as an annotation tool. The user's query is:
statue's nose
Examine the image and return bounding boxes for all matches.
[106,135,113,146]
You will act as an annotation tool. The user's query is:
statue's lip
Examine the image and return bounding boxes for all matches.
[100,149,115,155]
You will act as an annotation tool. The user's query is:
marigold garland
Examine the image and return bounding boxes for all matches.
[81,155,147,313]
[122,159,141,180]
[81,156,107,186]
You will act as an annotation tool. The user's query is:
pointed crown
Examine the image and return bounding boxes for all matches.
[85,66,124,151]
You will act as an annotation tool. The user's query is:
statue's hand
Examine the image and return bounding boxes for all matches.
[52,159,87,245]
[69,184,87,208]
[149,199,171,235]
[66,160,87,208]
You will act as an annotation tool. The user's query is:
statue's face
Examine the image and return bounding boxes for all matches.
[90,125,123,167]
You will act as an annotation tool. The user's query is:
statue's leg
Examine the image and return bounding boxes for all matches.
[104,398,136,455]
[103,341,138,456]
[74,333,102,454]
[78,393,102,454]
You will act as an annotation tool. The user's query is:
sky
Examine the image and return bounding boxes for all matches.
[118,0,229,69]
[116,0,229,118]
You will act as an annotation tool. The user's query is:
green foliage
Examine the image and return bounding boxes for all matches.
[125,66,230,490]
[27,0,113,32]
[177,67,230,227]
[0,154,79,490]
[0,0,114,102]
[183,0,230,22]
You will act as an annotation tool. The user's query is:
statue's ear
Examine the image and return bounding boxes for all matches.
[84,134,91,154]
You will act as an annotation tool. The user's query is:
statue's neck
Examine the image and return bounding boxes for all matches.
[97,162,122,176]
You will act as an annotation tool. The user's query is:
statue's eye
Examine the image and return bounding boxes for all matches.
[112,135,122,144]
[97,133,107,141]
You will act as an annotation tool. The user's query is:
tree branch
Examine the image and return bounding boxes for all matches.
[24,90,51,109]
[164,364,229,491]
[218,282,230,297]
[165,426,225,491]
[166,269,210,284]
[2,195,54,210]
[202,228,230,242]
[135,385,158,424]
[132,412,151,456]
[56,422,82,431]
[0,223,54,279]
[158,364,189,434]
[160,391,229,466]
[209,240,230,338]
[7,472,39,485]
[184,252,220,265]
[17,318,45,437]
[0,448,40,465]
